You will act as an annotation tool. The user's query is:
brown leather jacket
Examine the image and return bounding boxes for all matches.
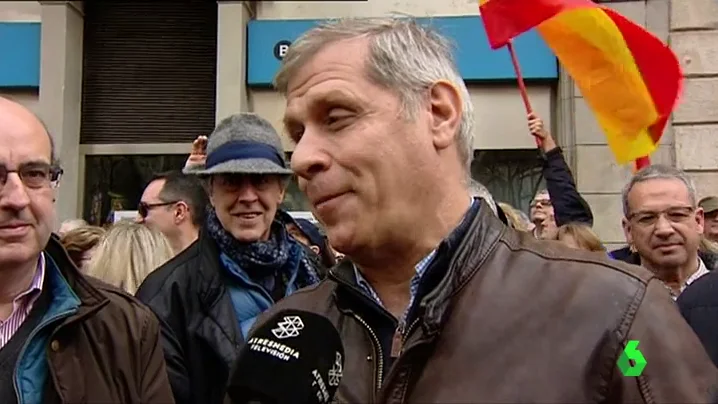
[33,236,175,403]
[252,201,718,403]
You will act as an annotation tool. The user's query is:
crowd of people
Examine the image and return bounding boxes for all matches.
[1,16,718,404]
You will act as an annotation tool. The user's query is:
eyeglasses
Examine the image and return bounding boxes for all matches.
[138,201,179,218]
[627,206,695,227]
[0,163,63,190]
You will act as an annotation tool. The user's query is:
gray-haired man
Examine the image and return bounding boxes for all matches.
[136,113,322,404]
[621,165,709,299]
[247,17,718,403]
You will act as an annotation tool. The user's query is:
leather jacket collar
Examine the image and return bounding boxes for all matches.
[329,199,504,331]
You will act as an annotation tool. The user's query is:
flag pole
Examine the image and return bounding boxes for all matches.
[506,40,542,148]
[634,156,651,171]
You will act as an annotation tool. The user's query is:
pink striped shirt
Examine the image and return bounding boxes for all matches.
[0,254,46,349]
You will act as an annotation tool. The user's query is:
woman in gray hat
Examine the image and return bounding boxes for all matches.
[135,113,322,404]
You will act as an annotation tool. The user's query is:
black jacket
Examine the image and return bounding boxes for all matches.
[543,147,593,227]
[136,230,237,404]
[677,272,718,368]
[136,224,323,404]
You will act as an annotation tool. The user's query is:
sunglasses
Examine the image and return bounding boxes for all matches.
[138,201,179,218]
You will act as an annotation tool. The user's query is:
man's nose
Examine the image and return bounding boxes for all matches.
[290,128,330,180]
[235,180,261,202]
[0,173,31,211]
[653,214,676,236]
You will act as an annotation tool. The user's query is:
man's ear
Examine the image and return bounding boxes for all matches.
[622,217,633,246]
[695,207,705,235]
[310,245,320,255]
[174,201,189,225]
[427,80,462,151]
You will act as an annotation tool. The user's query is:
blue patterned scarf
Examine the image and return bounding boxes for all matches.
[205,208,319,286]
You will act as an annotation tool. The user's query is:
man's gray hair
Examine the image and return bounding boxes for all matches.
[273,16,475,172]
[621,164,697,217]
[468,179,497,214]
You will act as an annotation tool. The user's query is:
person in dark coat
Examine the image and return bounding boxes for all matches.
[136,113,321,404]
[528,113,593,239]
[677,271,718,367]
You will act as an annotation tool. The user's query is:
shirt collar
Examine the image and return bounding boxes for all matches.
[14,253,46,303]
[352,197,477,306]
[683,257,710,291]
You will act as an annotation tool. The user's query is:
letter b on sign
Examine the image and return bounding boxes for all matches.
[274,40,292,61]
[617,340,647,377]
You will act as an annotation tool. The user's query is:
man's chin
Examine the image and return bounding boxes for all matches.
[0,244,39,269]
[652,255,688,269]
[324,226,356,257]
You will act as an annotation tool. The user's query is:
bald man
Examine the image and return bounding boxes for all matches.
[0,98,173,403]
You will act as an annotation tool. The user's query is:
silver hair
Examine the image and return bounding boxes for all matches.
[621,164,697,217]
[273,16,475,172]
[468,179,497,214]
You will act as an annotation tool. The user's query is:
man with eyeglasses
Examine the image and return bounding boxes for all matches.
[0,97,173,402]
[137,171,209,255]
[621,165,709,299]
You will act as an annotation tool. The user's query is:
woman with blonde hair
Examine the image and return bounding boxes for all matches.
[555,223,606,253]
[86,221,174,294]
[60,225,106,272]
[497,202,534,232]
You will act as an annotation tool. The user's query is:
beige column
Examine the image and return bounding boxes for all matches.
[38,1,84,227]
[670,0,718,197]
[559,0,674,249]
[215,1,254,124]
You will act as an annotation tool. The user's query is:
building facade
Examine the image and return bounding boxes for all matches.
[0,0,715,249]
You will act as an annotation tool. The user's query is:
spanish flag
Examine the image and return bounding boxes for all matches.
[479,0,683,165]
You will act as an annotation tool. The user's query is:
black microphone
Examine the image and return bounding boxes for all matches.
[226,309,345,404]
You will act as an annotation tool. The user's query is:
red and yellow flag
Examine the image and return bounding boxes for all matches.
[479,0,683,164]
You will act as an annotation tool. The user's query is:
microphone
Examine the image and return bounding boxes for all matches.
[226,309,345,404]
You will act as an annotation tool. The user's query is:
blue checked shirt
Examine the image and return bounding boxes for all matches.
[354,198,477,324]
[353,249,437,324]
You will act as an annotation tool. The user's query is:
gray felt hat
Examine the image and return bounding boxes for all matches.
[184,113,293,176]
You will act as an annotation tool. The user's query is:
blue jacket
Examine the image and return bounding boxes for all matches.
[221,240,316,337]
[15,252,80,404]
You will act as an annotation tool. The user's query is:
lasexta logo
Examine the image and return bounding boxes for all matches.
[617,340,647,377]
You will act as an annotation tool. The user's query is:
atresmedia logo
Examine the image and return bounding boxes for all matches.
[617,340,647,377]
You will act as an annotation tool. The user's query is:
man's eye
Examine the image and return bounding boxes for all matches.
[668,212,690,221]
[325,114,347,125]
[325,110,353,127]
[288,127,304,142]
[25,170,47,178]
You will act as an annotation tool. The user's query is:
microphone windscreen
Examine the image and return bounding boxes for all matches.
[227,309,345,404]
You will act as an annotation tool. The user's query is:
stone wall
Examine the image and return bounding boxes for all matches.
[670,0,718,199]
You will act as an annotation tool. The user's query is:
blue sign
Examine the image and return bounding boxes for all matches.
[0,22,41,88]
[247,16,558,87]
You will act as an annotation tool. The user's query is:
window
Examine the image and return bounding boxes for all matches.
[83,154,188,225]
[471,149,545,214]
